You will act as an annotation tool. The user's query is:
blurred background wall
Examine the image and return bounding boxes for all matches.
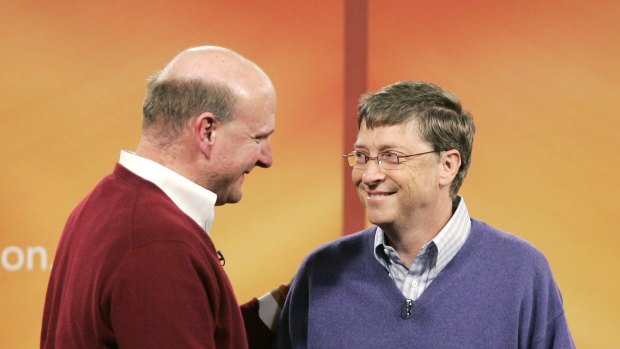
[1,1,618,347]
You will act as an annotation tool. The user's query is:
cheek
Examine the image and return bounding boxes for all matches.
[351,170,363,185]
[235,145,258,166]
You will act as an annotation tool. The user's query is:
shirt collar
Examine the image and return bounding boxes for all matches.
[373,196,471,272]
[119,150,217,234]
[432,196,471,272]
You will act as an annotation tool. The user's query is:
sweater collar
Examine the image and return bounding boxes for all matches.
[119,150,216,234]
[373,196,471,273]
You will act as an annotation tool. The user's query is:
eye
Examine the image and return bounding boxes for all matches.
[381,152,400,164]
[253,135,268,144]
[353,151,367,163]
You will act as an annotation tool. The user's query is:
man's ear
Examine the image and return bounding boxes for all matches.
[193,112,217,157]
[438,149,461,187]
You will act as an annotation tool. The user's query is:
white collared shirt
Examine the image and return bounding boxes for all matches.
[373,196,472,300]
[119,150,217,233]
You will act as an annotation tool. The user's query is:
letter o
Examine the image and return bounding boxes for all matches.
[1,246,25,272]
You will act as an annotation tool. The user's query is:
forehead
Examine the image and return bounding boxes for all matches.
[355,120,423,149]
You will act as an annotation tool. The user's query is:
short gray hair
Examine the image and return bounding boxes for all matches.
[142,72,237,137]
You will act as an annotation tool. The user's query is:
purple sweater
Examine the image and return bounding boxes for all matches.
[277,220,574,348]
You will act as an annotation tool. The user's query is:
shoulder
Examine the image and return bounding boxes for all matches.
[288,228,376,298]
[471,219,544,255]
[299,227,376,270]
[468,220,572,345]
[89,165,210,250]
[129,200,210,259]
[469,218,553,276]
[312,227,374,255]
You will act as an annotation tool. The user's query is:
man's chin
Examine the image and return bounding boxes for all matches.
[228,196,242,204]
[366,211,393,226]
[219,192,243,205]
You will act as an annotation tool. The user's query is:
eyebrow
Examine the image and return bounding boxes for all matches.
[353,142,403,151]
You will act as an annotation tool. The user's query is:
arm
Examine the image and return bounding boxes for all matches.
[275,272,309,349]
[242,285,290,349]
[533,312,575,349]
[529,259,576,349]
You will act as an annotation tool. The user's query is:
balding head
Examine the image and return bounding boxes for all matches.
[142,46,275,138]
[158,46,273,94]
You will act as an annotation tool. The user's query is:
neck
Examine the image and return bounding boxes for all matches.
[380,197,454,267]
[136,134,199,185]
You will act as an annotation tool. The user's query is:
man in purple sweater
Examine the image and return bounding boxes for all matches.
[41,46,285,348]
[277,81,575,348]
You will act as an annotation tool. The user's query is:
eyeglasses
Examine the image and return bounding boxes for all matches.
[343,150,439,170]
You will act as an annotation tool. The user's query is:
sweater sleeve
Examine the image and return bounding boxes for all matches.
[275,266,309,349]
[107,241,229,348]
[533,312,575,349]
[529,257,576,349]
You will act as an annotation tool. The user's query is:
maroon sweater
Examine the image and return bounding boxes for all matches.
[41,164,272,348]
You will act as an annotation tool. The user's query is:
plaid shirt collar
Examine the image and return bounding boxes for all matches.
[374,196,471,274]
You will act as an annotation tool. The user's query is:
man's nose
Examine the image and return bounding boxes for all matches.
[257,141,273,168]
[361,158,385,183]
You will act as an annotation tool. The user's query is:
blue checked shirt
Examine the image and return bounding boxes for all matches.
[373,196,471,300]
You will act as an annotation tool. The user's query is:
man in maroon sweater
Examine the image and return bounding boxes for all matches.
[41,46,282,348]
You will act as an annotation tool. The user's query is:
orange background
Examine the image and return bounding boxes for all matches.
[1,1,618,348]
